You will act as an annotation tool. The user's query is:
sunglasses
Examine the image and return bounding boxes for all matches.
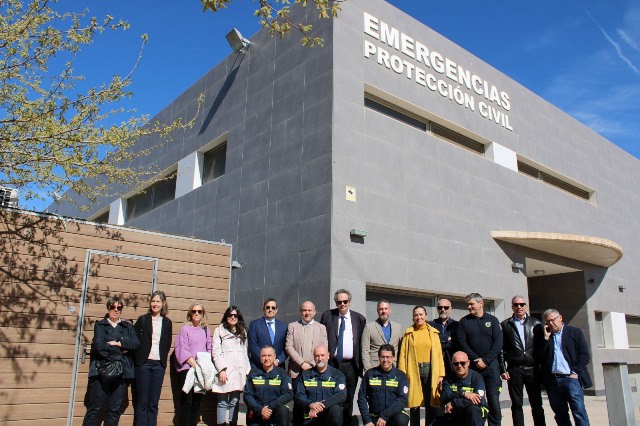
[109,305,124,312]
[228,313,238,318]
[191,309,203,315]
[264,306,277,310]
[437,306,450,310]
[512,303,526,308]
[336,300,349,305]
[452,361,467,367]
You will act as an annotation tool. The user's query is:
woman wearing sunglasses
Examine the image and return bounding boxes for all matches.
[133,290,173,426]
[174,302,212,426]
[83,297,140,426]
[211,306,250,426]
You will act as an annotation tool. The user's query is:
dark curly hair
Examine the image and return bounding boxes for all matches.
[221,305,247,343]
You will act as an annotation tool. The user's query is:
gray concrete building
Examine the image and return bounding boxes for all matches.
[57,0,640,395]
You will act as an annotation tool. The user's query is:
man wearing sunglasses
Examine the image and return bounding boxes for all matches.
[438,351,488,426]
[536,309,591,426]
[248,298,288,369]
[428,299,458,376]
[498,296,546,426]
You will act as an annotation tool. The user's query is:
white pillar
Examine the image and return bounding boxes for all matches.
[603,312,629,349]
[176,151,203,198]
[108,198,125,225]
[486,142,518,171]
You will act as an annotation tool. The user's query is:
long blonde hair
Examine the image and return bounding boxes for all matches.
[186,302,207,328]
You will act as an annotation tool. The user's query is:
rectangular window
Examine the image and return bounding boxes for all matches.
[126,172,177,221]
[626,315,640,348]
[595,311,605,348]
[364,97,427,131]
[430,123,485,155]
[93,211,109,224]
[203,143,227,183]
[517,161,591,201]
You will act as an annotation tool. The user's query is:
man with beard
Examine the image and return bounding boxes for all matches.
[294,344,347,425]
[428,298,458,375]
[362,300,403,372]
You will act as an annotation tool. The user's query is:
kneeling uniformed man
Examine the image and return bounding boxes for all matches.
[358,344,409,426]
[436,351,488,426]
[294,344,347,425]
[244,345,294,426]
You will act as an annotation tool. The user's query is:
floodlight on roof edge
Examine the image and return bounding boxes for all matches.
[226,28,250,53]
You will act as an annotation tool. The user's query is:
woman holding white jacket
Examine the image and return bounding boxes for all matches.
[211,305,250,426]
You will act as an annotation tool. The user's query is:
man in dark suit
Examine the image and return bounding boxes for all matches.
[536,308,592,426]
[320,289,367,426]
[248,298,288,369]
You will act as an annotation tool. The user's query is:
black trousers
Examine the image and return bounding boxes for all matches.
[409,363,437,426]
[475,363,502,426]
[434,405,486,426]
[303,404,343,425]
[83,377,127,426]
[248,404,289,426]
[374,412,410,426]
[335,359,357,426]
[507,367,546,426]
[178,369,204,426]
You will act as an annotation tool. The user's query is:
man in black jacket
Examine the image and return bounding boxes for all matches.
[456,293,502,426]
[536,309,592,426]
[498,296,545,426]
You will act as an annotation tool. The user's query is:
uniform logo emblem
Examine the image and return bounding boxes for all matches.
[339,384,346,390]
[478,390,485,397]
[485,322,491,327]
[288,383,292,390]
[403,386,408,394]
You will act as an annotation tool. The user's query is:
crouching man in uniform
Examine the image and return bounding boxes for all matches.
[358,344,409,426]
[244,345,294,426]
[436,351,488,426]
[294,344,347,425]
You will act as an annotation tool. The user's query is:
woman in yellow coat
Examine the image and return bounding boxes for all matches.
[398,305,445,426]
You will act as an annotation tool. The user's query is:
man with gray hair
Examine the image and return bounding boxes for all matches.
[536,309,591,426]
[498,295,546,426]
[456,293,503,426]
[321,289,367,426]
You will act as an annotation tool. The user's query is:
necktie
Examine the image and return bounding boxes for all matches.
[337,316,345,363]
[267,320,275,344]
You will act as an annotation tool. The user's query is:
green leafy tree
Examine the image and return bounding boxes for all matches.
[201,0,344,46]
[0,0,198,208]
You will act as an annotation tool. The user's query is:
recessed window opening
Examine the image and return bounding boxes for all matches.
[430,122,485,155]
[364,97,427,131]
[126,172,177,221]
[93,210,109,224]
[517,161,590,201]
[203,142,227,183]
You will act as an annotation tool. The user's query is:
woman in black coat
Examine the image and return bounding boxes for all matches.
[133,290,173,426]
[83,296,140,426]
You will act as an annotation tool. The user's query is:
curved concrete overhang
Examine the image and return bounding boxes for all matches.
[491,231,623,268]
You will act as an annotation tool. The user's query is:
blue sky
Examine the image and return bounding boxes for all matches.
[23,0,640,209]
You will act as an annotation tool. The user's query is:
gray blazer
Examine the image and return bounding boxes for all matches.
[361,320,403,371]
[285,320,328,378]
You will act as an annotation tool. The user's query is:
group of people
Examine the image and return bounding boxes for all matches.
[83,289,592,426]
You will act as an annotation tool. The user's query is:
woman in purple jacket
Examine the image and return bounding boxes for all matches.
[174,302,212,426]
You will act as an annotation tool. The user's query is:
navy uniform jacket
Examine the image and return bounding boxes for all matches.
[456,312,502,368]
[440,369,488,412]
[357,365,409,424]
[294,366,347,411]
[244,365,293,413]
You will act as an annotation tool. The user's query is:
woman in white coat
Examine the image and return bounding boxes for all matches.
[211,305,250,426]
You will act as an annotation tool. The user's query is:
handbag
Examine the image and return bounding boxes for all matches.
[96,359,123,383]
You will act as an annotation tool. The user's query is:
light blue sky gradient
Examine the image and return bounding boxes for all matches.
[22,0,640,210]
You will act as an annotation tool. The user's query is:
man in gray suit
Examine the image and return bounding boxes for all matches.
[361,299,403,371]
[285,300,328,379]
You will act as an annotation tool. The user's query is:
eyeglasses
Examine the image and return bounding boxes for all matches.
[109,305,124,312]
[512,303,526,308]
[191,309,203,315]
[264,306,277,310]
[228,313,238,318]
[336,300,349,305]
[437,306,450,311]
[452,361,467,367]
[545,316,560,323]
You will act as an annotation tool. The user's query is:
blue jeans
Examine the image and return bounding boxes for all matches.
[134,360,165,426]
[217,391,241,425]
[546,376,590,426]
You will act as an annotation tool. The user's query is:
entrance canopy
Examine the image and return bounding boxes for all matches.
[491,231,623,268]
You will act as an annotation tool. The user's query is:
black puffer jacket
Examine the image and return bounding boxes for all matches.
[498,315,544,373]
[88,317,140,379]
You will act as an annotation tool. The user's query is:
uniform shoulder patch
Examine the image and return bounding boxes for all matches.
[403,386,408,394]
[288,382,292,390]
[339,384,346,390]
[478,389,485,396]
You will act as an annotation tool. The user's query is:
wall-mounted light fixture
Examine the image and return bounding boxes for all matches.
[350,229,368,238]
[618,285,626,293]
[231,260,243,269]
[534,270,545,275]
[226,28,250,53]
[511,262,524,270]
